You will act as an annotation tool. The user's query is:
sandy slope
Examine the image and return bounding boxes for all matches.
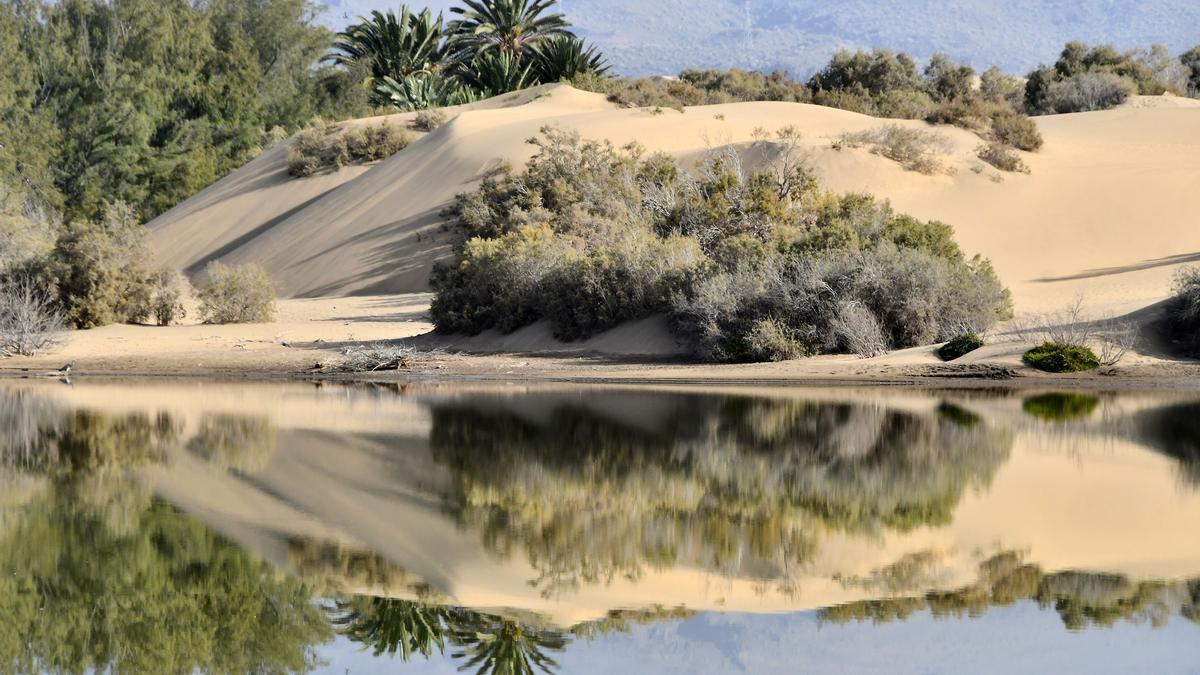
[23,87,1189,376]
[149,86,1200,320]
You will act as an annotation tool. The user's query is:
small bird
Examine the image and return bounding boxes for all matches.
[57,361,75,375]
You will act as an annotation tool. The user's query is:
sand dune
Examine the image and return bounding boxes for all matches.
[149,86,1200,322]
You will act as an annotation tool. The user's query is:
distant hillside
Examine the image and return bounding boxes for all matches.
[321,0,1200,77]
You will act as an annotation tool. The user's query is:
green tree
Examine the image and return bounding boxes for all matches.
[1182,44,1200,95]
[447,0,572,64]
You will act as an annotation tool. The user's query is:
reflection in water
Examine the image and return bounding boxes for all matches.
[0,383,1199,673]
[825,551,1200,631]
[0,391,325,673]
[187,413,277,473]
[1135,402,1200,486]
[1022,393,1101,422]
[429,395,1012,596]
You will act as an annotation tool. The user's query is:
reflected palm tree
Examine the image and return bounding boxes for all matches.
[450,613,567,675]
[331,596,569,674]
[332,596,452,660]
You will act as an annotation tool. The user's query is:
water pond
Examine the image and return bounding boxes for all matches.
[0,379,1197,673]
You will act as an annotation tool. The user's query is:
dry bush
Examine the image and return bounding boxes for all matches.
[976,143,1029,173]
[831,301,890,358]
[1011,297,1138,366]
[989,110,1043,151]
[287,121,411,177]
[840,125,952,174]
[1046,72,1135,113]
[0,278,65,357]
[1096,319,1137,366]
[742,318,806,362]
[337,343,422,372]
[413,108,447,131]
[196,262,276,324]
[150,268,190,326]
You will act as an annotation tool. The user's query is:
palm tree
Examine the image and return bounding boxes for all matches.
[377,73,481,111]
[457,51,534,97]
[326,6,450,102]
[446,0,573,65]
[531,35,610,83]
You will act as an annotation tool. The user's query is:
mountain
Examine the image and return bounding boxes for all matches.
[318,0,1200,77]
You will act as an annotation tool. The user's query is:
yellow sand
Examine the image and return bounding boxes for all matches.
[6,87,1199,375]
[149,85,1200,316]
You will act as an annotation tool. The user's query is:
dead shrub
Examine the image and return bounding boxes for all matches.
[0,277,65,357]
[839,125,952,174]
[832,301,890,358]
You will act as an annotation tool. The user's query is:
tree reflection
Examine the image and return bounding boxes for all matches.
[0,389,329,673]
[428,393,1012,596]
[822,551,1200,631]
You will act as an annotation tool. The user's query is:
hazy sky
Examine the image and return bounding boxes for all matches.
[318,0,1200,77]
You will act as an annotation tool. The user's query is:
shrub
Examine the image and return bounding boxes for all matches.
[989,110,1043,151]
[287,122,411,177]
[1023,342,1100,373]
[149,268,190,326]
[31,203,159,329]
[976,143,1029,173]
[1045,72,1135,113]
[839,125,952,174]
[413,108,447,131]
[743,318,808,362]
[0,277,65,357]
[196,262,276,324]
[433,129,1012,363]
[1166,266,1200,355]
[831,301,890,358]
[938,333,985,361]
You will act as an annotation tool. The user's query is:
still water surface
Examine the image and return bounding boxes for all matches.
[0,380,1198,674]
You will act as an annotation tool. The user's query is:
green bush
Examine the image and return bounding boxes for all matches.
[413,108,447,131]
[196,262,276,324]
[977,143,1029,173]
[1166,266,1200,355]
[287,122,411,177]
[938,333,985,361]
[1023,342,1100,373]
[433,128,1013,363]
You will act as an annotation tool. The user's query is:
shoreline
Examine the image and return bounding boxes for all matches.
[4,353,1198,393]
